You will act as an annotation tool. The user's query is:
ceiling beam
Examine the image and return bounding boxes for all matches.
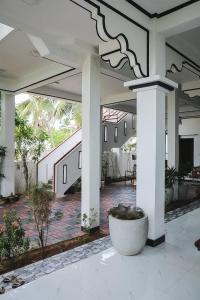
[157,1,200,37]
[28,85,81,102]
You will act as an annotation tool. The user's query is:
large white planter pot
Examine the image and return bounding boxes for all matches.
[109,214,148,256]
[165,186,174,204]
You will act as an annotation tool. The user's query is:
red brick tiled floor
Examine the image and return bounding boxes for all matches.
[0,182,135,247]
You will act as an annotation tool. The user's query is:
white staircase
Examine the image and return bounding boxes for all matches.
[37,110,136,197]
[37,129,81,184]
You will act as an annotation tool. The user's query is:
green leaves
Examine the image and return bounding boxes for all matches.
[108,204,144,220]
[16,95,82,148]
[29,183,55,249]
[165,167,177,188]
[15,112,49,162]
[0,209,30,261]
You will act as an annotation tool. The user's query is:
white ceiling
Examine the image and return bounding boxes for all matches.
[132,0,190,14]
[0,0,99,47]
[0,29,63,79]
[48,72,127,99]
[168,26,200,66]
[0,0,199,92]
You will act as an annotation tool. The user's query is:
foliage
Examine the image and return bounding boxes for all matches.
[15,112,49,190]
[121,142,136,153]
[165,167,177,188]
[108,204,144,220]
[0,146,6,196]
[50,128,73,147]
[29,183,55,253]
[121,136,136,153]
[102,151,121,180]
[52,209,63,221]
[0,210,30,261]
[0,146,6,157]
[16,95,82,148]
[77,208,98,232]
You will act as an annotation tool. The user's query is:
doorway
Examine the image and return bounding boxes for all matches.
[179,138,194,171]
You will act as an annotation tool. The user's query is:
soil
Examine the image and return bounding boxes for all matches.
[0,230,106,275]
[165,196,200,213]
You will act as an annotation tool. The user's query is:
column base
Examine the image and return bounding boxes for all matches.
[146,235,165,247]
[81,226,100,233]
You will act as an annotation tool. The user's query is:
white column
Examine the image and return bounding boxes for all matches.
[125,77,178,245]
[167,90,179,170]
[100,106,103,189]
[81,54,100,230]
[0,92,15,196]
[137,85,166,244]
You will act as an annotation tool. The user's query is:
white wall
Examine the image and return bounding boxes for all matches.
[102,113,136,151]
[179,118,200,166]
[15,161,36,193]
[102,149,136,178]
[37,129,82,183]
[54,144,81,197]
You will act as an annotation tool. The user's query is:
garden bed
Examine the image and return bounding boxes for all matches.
[166,194,200,212]
[0,230,106,275]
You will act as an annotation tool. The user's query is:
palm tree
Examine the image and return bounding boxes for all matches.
[16,95,81,148]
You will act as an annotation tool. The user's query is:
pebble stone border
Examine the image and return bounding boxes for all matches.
[1,199,200,293]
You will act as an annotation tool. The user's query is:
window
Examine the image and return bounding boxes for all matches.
[104,125,108,142]
[78,151,82,169]
[124,121,127,136]
[132,115,136,129]
[63,165,67,184]
[114,127,118,143]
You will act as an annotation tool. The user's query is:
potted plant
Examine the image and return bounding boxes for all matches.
[108,204,148,255]
[165,167,177,204]
[177,164,189,201]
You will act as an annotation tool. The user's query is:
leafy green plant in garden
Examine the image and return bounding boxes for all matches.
[165,167,177,188]
[16,95,82,148]
[0,210,30,261]
[15,112,49,191]
[29,183,55,255]
[0,146,6,196]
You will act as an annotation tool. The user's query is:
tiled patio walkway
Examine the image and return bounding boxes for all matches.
[0,182,135,247]
[2,207,200,299]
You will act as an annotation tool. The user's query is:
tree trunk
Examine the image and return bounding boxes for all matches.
[22,154,29,191]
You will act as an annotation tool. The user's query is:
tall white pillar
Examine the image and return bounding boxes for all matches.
[81,54,100,230]
[0,92,15,196]
[167,90,179,170]
[125,76,178,246]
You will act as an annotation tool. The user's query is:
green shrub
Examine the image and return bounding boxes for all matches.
[108,204,144,220]
[165,167,177,188]
[29,183,55,252]
[0,210,30,261]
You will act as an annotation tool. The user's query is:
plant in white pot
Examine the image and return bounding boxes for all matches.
[108,204,148,256]
[165,167,177,205]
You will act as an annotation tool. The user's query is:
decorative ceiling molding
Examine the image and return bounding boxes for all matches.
[70,0,149,78]
[125,0,200,19]
[166,43,200,78]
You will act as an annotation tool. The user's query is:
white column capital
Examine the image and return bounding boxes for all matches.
[124,75,178,93]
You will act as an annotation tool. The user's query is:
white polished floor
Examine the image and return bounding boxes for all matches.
[2,208,200,300]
